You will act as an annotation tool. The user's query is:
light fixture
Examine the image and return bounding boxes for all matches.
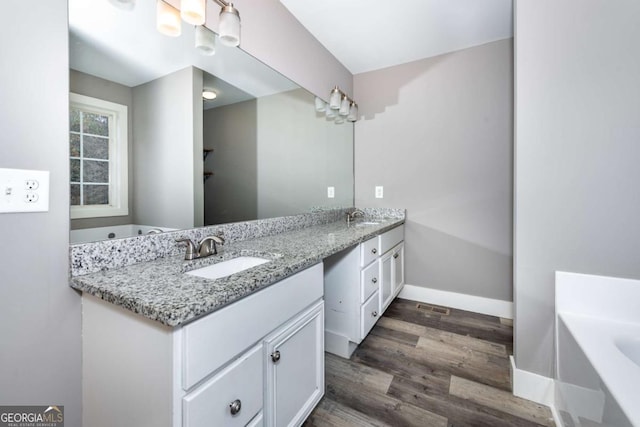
[347,102,358,122]
[217,2,241,47]
[339,95,349,116]
[156,0,181,37]
[156,0,242,50]
[202,89,217,100]
[108,0,136,11]
[329,86,341,110]
[316,86,358,124]
[181,0,206,25]
[195,25,216,55]
[325,104,336,119]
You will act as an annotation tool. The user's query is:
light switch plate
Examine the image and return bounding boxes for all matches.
[375,186,384,198]
[0,168,50,213]
[327,186,335,198]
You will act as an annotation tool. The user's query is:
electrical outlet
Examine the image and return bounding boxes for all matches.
[25,179,39,190]
[375,186,384,199]
[0,168,50,213]
[327,186,335,198]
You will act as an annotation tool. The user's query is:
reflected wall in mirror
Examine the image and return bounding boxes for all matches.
[68,0,353,244]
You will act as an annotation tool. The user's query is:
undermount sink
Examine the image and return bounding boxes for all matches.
[355,221,380,227]
[616,337,640,368]
[186,256,270,280]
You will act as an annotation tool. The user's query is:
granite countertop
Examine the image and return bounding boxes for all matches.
[70,217,404,327]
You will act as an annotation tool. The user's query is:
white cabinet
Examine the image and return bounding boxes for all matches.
[324,225,405,358]
[264,301,324,427]
[82,263,324,427]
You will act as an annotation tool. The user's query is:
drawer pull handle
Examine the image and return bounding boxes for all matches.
[371,277,378,284]
[229,399,242,415]
[372,311,378,317]
[371,248,377,254]
[393,253,399,259]
[271,350,281,363]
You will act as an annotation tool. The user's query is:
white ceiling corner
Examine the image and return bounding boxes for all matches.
[280,0,513,74]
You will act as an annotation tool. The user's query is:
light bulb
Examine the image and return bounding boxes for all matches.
[181,0,206,25]
[218,4,241,47]
[339,95,349,116]
[156,0,181,37]
[195,25,216,56]
[347,102,358,122]
[329,87,341,110]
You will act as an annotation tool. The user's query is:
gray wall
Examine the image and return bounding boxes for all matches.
[69,69,134,230]
[204,100,258,225]
[132,67,204,230]
[514,0,640,378]
[0,1,82,425]
[354,39,514,302]
[257,89,354,218]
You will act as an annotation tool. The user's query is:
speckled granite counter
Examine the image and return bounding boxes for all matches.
[70,216,404,327]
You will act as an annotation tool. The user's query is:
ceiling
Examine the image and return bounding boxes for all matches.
[280,0,513,75]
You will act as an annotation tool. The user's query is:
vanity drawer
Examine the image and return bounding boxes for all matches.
[380,226,404,255]
[360,292,380,340]
[360,237,379,267]
[182,263,323,390]
[183,344,263,427]
[360,261,379,303]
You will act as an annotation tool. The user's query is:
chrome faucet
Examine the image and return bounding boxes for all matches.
[176,235,225,260]
[197,235,225,257]
[346,208,365,225]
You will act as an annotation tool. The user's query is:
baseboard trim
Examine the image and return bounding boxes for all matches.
[398,284,513,319]
[510,356,563,426]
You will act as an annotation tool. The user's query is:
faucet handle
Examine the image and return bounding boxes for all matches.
[198,235,225,257]
[176,238,197,260]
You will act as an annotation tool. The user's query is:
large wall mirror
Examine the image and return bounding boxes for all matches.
[68,0,354,244]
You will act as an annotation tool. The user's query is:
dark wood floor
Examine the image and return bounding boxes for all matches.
[304,298,555,427]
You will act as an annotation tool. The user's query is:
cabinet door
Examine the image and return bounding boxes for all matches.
[379,252,393,313]
[264,301,324,427]
[183,344,263,427]
[392,243,405,296]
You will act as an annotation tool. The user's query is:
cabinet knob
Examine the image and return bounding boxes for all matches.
[393,253,399,259]
[271,350,281,363]
[371,248,377,254]
[372,311,378,317]
[229,399,242,415]
[371,277,378,284]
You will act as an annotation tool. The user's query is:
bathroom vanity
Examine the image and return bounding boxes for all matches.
[324,225,405,358]
[71,208,405,427]
[82,264,324,427]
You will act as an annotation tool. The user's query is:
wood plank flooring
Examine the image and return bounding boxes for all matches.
[304,298,555,427]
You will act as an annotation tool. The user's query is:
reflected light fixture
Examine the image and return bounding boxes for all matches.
[195,25,216,55]
[316,86,358,123]
[181,0,206,25]
[202,89,217,100]
[156,0,181,37]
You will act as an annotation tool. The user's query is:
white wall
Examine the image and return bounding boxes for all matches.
[70,69,135,230]
[514,0,640,378]
[132,67,203,229]
[0,1,82,425]
[354,39,514,302]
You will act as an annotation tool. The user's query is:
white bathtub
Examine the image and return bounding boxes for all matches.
[70,224,176,244]
[555,272,640,427]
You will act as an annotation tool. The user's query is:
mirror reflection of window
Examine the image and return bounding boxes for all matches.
[69,93,129,219]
